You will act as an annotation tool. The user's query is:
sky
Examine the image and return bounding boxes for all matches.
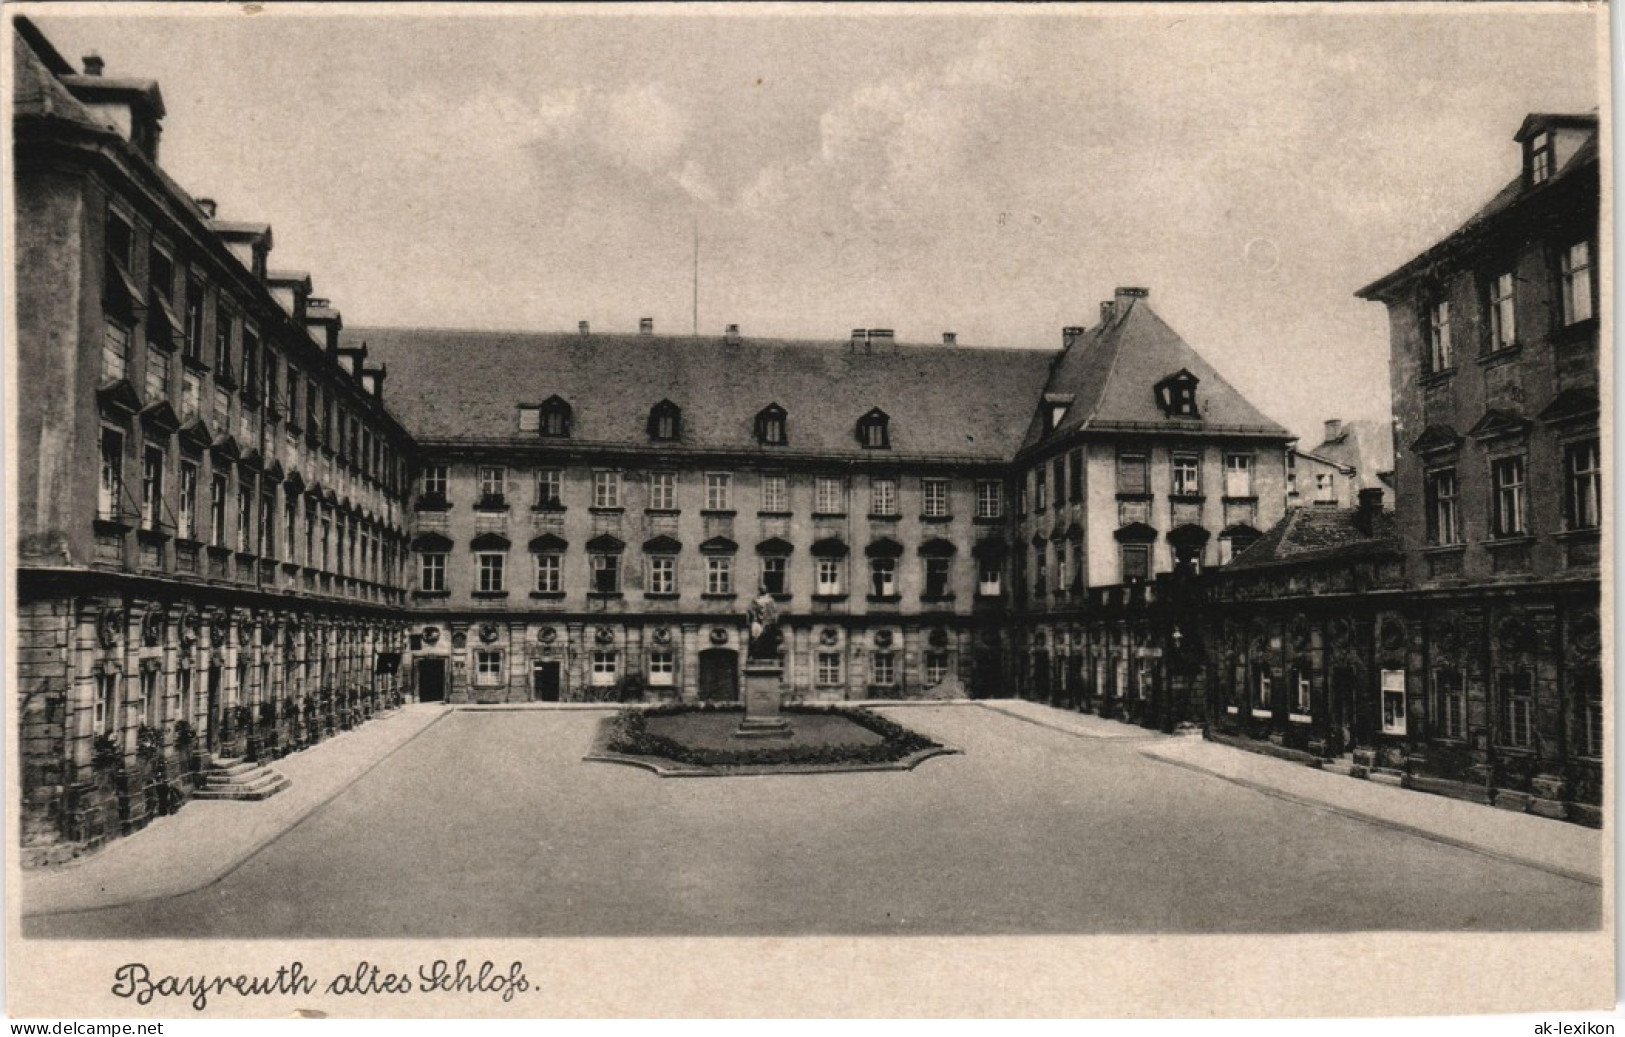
[25,5,1605,445]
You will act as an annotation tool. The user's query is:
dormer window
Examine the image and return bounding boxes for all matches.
[538,395,572,438]
[755,403,787,446]
[857,408,891,449]
[1154,370,1201,418]
[647,399,681,442]
[1041,393,1073,434]
[1529,130,1554,186]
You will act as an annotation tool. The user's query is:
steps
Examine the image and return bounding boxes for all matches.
[192,757,291,801]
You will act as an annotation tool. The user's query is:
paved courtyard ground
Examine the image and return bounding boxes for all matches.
[23,706,1600,938]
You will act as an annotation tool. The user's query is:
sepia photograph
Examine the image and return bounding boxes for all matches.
[4,0,1612,1019]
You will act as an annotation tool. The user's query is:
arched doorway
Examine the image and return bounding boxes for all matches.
[698,648,739,702]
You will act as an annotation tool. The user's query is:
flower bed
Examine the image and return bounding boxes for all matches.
[594,702,953,773]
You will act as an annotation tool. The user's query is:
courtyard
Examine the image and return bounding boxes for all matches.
[22,705,1600,938]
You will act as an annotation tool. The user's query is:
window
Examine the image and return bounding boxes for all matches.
[475,650,503,687]
[1576,668,1603,759]
[1381,669,1407,735]
[649,472,676,511]
[648,651,675,687]
[477,553,505,593]
[815,557,842,595]
[420,553,446,592]
[975,480,1002,519]
[925,652,950,685]
[285,367,298,421]
[648,401,680,441]
[871,651,896,686]
[977,560,1002,597]
[180,371,202,422]
[98,428,124,521]
[1034,468,1047,511]
[104,209,134,309]
[1425,469,1460,545]
[756,405,787,446]
[259,491,275,557]
[535,553,561,594]
[760,555,787,595]
[210,472,228,545]
[477,466,505,504]
[1155,372,1200,417]
[95,672,118,736]
[1069,450,1084,502]
[423,465,448,497]
[1034,547,1048,592]
[1561,241,1594,324]
[705,557,732,595]
[1497,670,1533,749]
[214,303,233,374]
[536,469,563,507]
[1224,455,1253,498]
[1120,544,1150,583]
[593,471,621,509]
[1435,669,1466,740]
[704,473,732,511]
[1314,471,1336,503]
[283,496,297,560]
[237,479,254,552]
[1117,453,1149,495]
[647,555,676,595]
[517,406,539,433]
[814,476,844,515]
[1427,298,1453,373]
[761,474,788,513]
[1052,458,1067,506]
[1529,130,1554,184]
[1254,670,1273,712]
[857,409,890,449]
[145,348,169,403]
[177,462,198,540]
[138,446,165,532]
[1054,540,1069,591]
[1488,271,1517,351]
[870,477,897,517]
[1491,456,1527,538]
[924,556,951,599]
[240,328,259,397]
[103,321,130,383]
[592,553,621,594]
[1294,674,1312,715]
[1565,440,1601,531]
[590,651,618,687]
[538,398,571,437]
[1171,453,1201,496]
[816,651,843,686]
[870,557,897,597]
[922,479,950,518]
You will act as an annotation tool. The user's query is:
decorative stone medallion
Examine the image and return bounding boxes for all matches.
[873,629,894,648]
[930,627,950,648]
[652,626,671,645]
[479,623,501,644]
[141,608,164,647]
[708,626,728,645]
[537,626,556,644]
[98,608,124,649]
[422,626,441,645]
[820,627,840,646]
[600,626,619,645]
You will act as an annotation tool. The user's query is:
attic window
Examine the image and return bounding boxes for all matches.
[517,406,539,433]
[755,404,788,446]
[647,400,681,442]
[1049,404,1068,430]
[1529,130,1554,186]
[857,408,891,449]
[1154,370,1201,419]
[537,395,572,438]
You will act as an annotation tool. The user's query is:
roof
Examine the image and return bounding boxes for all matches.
[12,26,103,129]
[1309,419,1394,481]
[1225,504,1398,572]
[1357,114,1598,300]
[353,327,1056,461]
[1021,294,1290,450]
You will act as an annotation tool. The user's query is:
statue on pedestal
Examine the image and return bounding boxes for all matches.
[745,590,783,665]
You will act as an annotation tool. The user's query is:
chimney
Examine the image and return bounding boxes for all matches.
[81,52,104,77]
[1114,286,1149,311]
[724,323,741,345]
[942,331,957,347]
[195,197,217,219]
[1063,325,1086,349]
[1324,419,1344,443]
[1356,487,1383,535]
[639,317,654,336]
[868,328,895,352]
[1099,301,1116,326]
[850,328,868,353]
[578,320,590,337]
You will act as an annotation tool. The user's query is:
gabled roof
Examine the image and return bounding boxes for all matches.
[354,327,1054,461]
[1309,419,1394,479]
[1226,505,1399,572]
[1020,294,1289,452]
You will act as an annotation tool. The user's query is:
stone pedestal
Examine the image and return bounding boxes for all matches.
[735,663,792,740]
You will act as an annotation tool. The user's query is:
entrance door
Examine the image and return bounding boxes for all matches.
[1032,653,1051,702]
[972,650,1001,699]
[418,658,447,703]
[206,665,222,754]
[698,648,739,702]
[533,661,561,703]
